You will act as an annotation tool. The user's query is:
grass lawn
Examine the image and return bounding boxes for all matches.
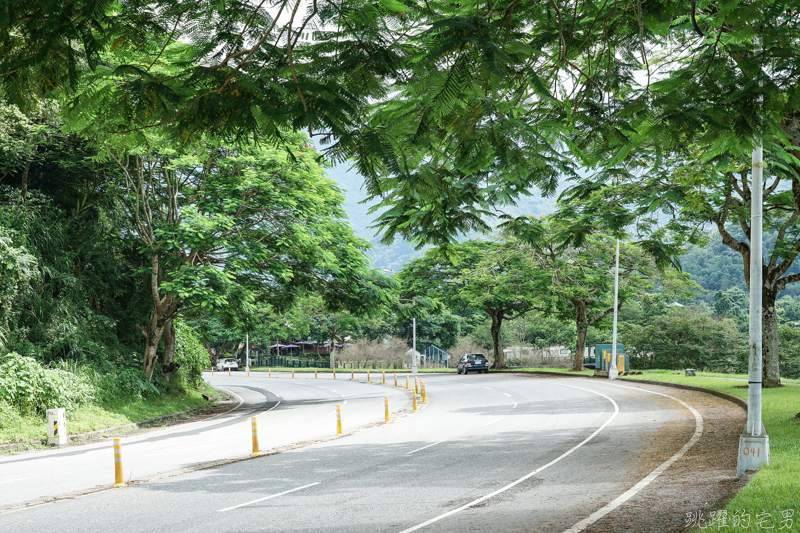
[624,372,800,531]
[0,382,217,447]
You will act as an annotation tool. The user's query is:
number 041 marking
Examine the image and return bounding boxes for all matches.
[743,446,761,457]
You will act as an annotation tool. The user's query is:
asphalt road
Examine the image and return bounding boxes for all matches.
[0,372,702,532]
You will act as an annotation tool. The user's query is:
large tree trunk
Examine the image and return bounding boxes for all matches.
[572,298,588,371]
[489,309,506,369]
[161,319,180,381]
[143,310,168,380]
[762,289,782,388]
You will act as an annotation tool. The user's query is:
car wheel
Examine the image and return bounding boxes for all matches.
[484,369,489,374]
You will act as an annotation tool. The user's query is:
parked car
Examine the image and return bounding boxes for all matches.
[457,353,489,374]
[216,358,239,371]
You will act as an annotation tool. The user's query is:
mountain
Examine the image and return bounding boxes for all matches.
[325,163,560,271]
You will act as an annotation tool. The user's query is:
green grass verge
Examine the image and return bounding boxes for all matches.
[0,382,216,446]
[624,372,800,531]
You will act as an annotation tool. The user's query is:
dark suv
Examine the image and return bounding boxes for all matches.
[457,353,489,374]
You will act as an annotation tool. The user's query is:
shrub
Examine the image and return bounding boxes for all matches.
[622,307,747,371]
[97,367,160,401]
[172,319,209,388]
[0,352,95,414]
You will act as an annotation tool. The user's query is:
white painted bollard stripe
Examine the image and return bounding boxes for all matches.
[217,482,321,512]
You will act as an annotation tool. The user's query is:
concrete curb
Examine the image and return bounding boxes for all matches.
[616,378,748,411]
[0,393,221,453]
[501,370,749,411]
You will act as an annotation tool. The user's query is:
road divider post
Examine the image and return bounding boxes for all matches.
[367,371,371,382]
[382,371,386,384]
[406,375,409,390]
[315,369,317,379]
[422,381,427,403]
[113,438,126,487]
[384,395,390,422]
[351,370,354,380]
[251,417,260,455]
[415,376,419,394]
[292,370,295,379]
[228,368,231,377]
[412,391,418,411]
[336,404,342,435]
[268,368,271,378]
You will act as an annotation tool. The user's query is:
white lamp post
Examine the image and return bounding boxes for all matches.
[737,35,770,476]
[411,317,418,374]
[609,238,620,380]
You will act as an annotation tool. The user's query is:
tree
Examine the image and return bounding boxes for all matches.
[622,307,748,372]
[105,132,390,379]
[396,240,544,369]
[504,216,698,371]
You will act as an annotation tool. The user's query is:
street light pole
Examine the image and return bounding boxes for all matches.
[412,317,418,374]
[737,35,770,476]
[246,332,249,373]
[608,238,620,380]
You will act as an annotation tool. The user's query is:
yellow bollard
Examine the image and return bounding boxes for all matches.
[113,438,126,487]
[292,370,295,379]
[248,368,250,377]
[367,371,371,383]
[422,381,427,403]
[406,375,409,390]
[336,404,342,435]
[412,391,418,411]
[333,369,336,379]
[251,416,260,455]
[269,368,271,378]
[350,370,354,380]
[415,376,419,394]
[228,368,231,377]
[315,368,318,379]
[394,373,397,387]
[211,367,214,375]
[382,371,386,384]
[384,395,390,422]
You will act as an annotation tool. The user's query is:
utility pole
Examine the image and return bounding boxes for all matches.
[412,317,418,374]
[609,239,620,380]
[737,35,770,477]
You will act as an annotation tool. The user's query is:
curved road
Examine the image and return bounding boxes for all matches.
[0,372,710,532]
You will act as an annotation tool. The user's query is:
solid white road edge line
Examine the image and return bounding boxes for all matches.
[217,482,322,512]
[398,384,620,533]
[405,441,445,455]
[561,382,704,533]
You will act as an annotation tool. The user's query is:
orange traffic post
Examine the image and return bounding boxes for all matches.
[228,368,231,377]
[315,368,318,379]
[268,368,271,378]
[422,381,427,403]
[336,404,342,435]
[382,371,386,384]
[292,369,295,379]
[251,417,260,455]
[415,376,419,394]
[367,371,371,383]
[405,375,409,390]
[211,367,214,375]
[333,369,336,379]
[394,373,397,387]
[412,391,418,411]
[247,368,250,377]
[113,438,126,487]
[384,395,390,422]
[351,370,354,380]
